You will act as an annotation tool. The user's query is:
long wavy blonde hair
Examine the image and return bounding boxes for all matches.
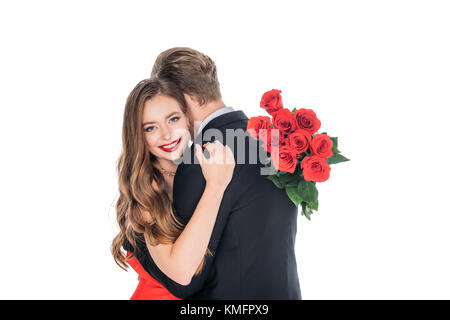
[111,78,209,275]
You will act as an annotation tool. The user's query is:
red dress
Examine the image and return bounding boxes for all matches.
[126,251,182,300]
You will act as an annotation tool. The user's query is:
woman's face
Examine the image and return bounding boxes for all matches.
[142,94,191,161]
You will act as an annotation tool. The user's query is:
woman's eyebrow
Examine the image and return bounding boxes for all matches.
[142,111,180,126]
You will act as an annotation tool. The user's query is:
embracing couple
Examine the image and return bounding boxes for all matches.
[111,47,301,300]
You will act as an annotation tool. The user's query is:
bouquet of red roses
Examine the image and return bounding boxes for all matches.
[247,89,349,220]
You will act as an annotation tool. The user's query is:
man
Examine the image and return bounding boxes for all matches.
[132,47,301,299]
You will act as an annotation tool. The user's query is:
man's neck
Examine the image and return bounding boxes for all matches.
[197,100,226,123]
[191,99,226,137]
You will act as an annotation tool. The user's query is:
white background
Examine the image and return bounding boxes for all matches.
[1,0,449,299]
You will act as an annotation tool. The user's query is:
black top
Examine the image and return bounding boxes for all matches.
[123,110,301,300]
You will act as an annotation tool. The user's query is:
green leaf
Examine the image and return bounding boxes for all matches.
[301,202,312,220]
[298,180,318,204]
[267,175,283,189]
[330,136,340,155]
[309,199,319,211]
[326,153,350,165]
[279,173,300,187]
[303,210,311,220]
[286,186,303,207]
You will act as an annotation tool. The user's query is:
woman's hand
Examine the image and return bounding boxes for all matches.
[195,140,236,189]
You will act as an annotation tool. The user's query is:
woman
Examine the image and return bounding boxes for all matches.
[111,78,235,300]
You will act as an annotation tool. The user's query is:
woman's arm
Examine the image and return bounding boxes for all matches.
[146,141,235,285]
[147,183,226,285]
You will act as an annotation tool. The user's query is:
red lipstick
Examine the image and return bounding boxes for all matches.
[158,138,182,153]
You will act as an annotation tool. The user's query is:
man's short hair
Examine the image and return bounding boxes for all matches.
[151,47,221,105]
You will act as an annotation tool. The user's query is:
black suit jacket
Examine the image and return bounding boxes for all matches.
[124,110,301,300]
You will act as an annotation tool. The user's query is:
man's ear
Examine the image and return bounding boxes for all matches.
[183,93,199,108]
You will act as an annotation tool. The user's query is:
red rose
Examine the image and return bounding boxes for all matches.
[260,89,283,115]
[260,128,282,153]
[310,134,333,159]
[272,108,296,135]
[246,116,271,140]
[301,155,331,182]
[287,130,311,155]
[293,108,321,134]
[272,145,297,173]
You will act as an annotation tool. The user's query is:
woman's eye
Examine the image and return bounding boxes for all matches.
[145,126,156,132]
[169,116,179,123]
